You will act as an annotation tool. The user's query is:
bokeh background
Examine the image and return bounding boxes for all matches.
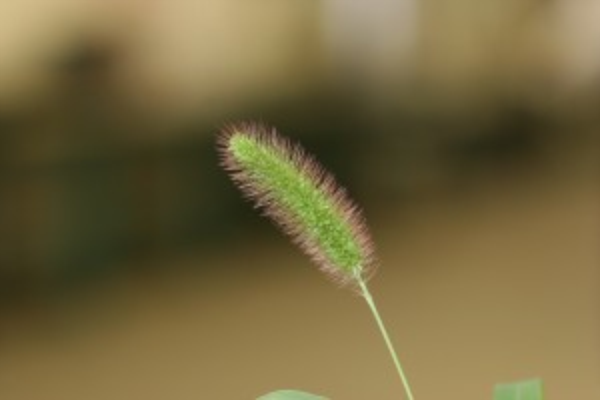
[1,1,599,399]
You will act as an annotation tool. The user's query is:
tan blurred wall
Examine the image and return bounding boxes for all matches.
[3,0,600,127]
[0,0,321,130]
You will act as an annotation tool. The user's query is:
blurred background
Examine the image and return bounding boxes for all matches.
[1,0,599,399]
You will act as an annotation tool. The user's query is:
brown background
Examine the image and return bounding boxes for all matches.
[1,1,599,399]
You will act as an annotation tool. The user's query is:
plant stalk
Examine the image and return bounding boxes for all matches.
[358,278,415,400]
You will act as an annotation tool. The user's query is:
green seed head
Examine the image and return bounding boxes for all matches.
[217,122,376,287]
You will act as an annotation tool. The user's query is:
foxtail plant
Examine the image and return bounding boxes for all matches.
[218,122,415,400]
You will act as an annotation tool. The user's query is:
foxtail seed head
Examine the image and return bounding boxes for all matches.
[217,122,376,287]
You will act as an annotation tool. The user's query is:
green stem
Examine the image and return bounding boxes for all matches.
[358,277,415,400]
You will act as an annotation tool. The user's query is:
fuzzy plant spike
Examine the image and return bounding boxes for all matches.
[218,122,376,288]
[218,122,415,400]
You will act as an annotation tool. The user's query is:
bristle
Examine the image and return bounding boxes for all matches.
[217,122,377,287]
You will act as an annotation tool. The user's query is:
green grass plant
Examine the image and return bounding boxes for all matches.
[217,122,543,400]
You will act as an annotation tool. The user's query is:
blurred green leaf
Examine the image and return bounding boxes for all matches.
[494,379,544,400]
[257,389,329,400]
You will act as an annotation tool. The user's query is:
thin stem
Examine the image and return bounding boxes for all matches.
[358,277,415,400]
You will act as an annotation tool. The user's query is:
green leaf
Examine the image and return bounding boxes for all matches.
[494,379,544,400]
[256,389,329,400]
